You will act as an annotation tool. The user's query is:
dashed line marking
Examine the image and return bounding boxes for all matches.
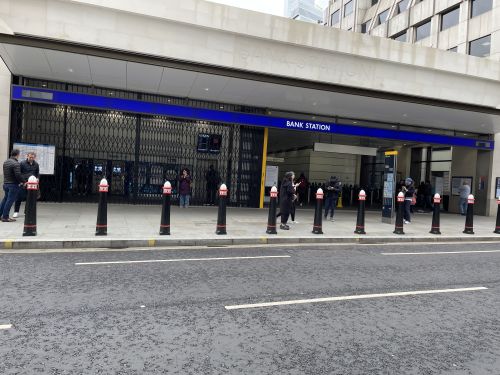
[0,324,12,330]
[224,287,488,310]
[381,250,500,256]
[75,255,291,266]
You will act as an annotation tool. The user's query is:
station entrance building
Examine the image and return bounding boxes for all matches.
[1,0,499,215]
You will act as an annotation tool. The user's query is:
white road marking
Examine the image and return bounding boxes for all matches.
[381,250,500,256]
[224,287,488,310]
[75,255,291,266]
[0,324,12,330]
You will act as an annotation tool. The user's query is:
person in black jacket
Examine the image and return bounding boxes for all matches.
[279,171,296,230]
[205,165,219,206]
[324,176,341,221]
[0,149,24,222]
[402,177,415,224]
[13,152,40,218]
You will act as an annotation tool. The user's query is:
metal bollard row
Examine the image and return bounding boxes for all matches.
[19,185,493,237]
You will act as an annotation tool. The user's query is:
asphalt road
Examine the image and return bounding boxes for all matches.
[2,242,500,374]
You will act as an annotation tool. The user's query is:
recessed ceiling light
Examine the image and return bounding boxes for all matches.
[204,88,209,91]
[353,121,357,124]
[312,116,316,120]
[68,68,74,73]
[463,133,467,136]
[402,113,408,117]
[427,129,432,132]
[220,106,224,109]
[312,102,317,106]
[391,125,396,128]
[42,84,47,87]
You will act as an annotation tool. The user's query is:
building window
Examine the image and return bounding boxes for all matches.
[331,10,340,24]
[361,20,371,33]
[448,46,458,52]
[469,35,491,57]
[415,19,431,41]
[392,31,407,42]
[441,6,460,30]
[371,0,378,5]
[344,1,353,16]
[377,9,390,24]
[396,0,410,14]
[471,0,493,18]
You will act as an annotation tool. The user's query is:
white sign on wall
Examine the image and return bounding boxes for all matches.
[265,165,279,187]
[13,142,56,175]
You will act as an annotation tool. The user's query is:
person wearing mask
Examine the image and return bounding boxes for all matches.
[279,171,296,230]
[0,149,24,222]
[401,177,415,224]
[324,176,341,222]
[179,168,192,208]
[458,180,471,215]
[13,152,40,218]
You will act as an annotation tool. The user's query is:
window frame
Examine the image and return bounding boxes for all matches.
[468,34,491,57]
[414,19,432,42]
[471,0,493,18]
[344,0,354,17]
[440,6,460,31]
[377,9,390,25]
[331,10,340,25]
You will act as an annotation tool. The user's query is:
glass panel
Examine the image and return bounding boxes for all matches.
[344,1,353,16]
[441,6,460,30]
[378,9,389,24]
[361,20,371,33]
[471,0,493,17]
[448,46,458,52]
[397,0,411,14]
[469,35,491,57]
[331,10,340,24]
[393,32,407,42]
[415,20,431,41]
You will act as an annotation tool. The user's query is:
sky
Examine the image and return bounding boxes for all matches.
[206,0,329,17]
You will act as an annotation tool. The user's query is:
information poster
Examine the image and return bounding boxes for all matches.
[382,151,397,223]
[433,177,444,196]
[442,172,450,195]
[13,142,55,175]
[451,176,473,196]
[495,177,500,199]
[265,165,279,187]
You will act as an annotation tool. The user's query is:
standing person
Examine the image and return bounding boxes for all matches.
[424,180,433,211]
[279,171,295,230]
[205,165,219,206]
[458,180,471,215]
[296,172,309,207]
[402,177,415,224]
[0,149,24,222]
[178,168,191,208]
[324,176,341,222]
[13,152,40,218]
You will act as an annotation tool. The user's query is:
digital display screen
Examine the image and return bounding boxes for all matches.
[209,134,222,153]
[197,134,210,152]
[94,165,103,173]
[113,167,122,174]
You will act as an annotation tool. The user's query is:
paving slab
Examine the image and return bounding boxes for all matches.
[0,203,499,250]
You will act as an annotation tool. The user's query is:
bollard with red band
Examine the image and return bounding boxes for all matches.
[430,193,441,235]
[312,188,324,234]
[159,181,172,235]
[463,194,475,235]
[23,176,38,236]
[494,199,500,234]
[354,189,366,234]
[216,184,228,235]
[266,186,278,234]
[393,192,405,235]
[95,178,108,236]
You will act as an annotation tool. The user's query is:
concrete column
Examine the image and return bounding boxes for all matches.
[396,146,411,180]
[487,133,500,216]
[0,58,11,197]
[449,147,477,214]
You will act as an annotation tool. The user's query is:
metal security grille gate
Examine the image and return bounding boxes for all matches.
[10,100,264,207]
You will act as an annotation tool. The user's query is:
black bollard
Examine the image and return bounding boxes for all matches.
[312,188,324,234]
[159,181,172,235]
[23,176,38,236]
[95,178,108,236]
[266,186,278,234]
[393,192,405,235]
[216,184,228,235]
[463,194,475,235]
[494,199,500,234]
[354,189,366,234]
[430,193,441,235]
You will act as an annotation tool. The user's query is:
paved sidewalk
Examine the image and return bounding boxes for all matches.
[0,203,499,249]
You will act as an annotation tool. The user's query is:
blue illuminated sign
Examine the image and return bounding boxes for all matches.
[11,85,493,150]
